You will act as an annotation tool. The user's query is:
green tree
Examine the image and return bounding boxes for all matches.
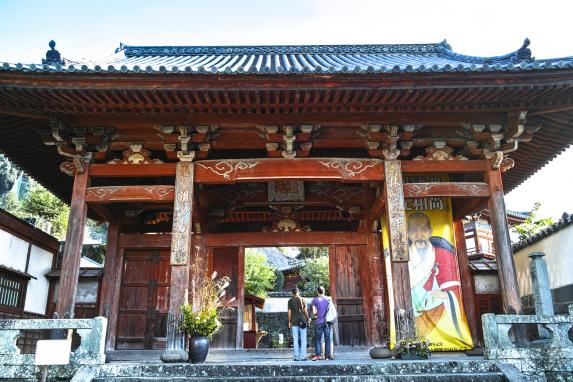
[21,185,69,239]
[0,191,22,215]
[297,246,328,260]
[244,249,276,298]
[300,256,329,295]
[512,202,554,242]
[87,220,108,243]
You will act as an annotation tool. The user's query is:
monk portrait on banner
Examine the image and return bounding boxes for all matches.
[407,212,473,350]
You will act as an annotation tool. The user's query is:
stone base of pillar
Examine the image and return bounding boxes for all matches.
[161,349,189,363]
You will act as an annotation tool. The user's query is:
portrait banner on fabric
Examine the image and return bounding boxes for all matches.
[384,175,474,351]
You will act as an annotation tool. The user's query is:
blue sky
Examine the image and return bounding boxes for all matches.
[1,0,572,219]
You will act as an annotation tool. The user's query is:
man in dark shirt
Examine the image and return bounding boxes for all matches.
[311,286,333,360]
[287,287,310,361]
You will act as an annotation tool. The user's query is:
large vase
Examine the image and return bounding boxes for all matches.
[189,336,210,363]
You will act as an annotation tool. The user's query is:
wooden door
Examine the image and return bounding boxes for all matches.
[116,250,171,350]
[330,245,366,346]
[209,247,240,349]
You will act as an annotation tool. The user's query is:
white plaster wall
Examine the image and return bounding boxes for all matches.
[0,229,29,271]
[514,224,573,298]
[23,245,53,315]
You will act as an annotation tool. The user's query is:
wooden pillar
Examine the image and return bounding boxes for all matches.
[56,164,90,319]
[383,160,414,338]
[98,220,121,352]
[364,226,389,346]
[453,219,478,345]
[236,246,245,349]
[486,168,523,315]
[162,160,194,363]
[189,234,208,308]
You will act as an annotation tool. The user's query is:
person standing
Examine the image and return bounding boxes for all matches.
[288,287,310,361]
[311,286,334,360]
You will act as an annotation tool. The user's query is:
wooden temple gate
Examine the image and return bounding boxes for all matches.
[2,40,572,359]
[77,157,511,352]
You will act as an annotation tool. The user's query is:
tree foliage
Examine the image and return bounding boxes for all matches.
[512,202,554,242]
[20,185,69,239]
[0,154,19,195]
[297,246,328,260]
[299,255,329,295]
[244,249,276,298]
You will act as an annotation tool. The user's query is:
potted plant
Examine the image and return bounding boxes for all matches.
[179,273,233,363]
[393,336,431,360]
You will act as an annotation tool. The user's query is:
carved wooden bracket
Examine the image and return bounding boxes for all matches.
[414,140,468,161]
[108,144,163,164]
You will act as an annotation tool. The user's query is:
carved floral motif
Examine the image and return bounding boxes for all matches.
[196,160,260,179]
[318,159,380,178]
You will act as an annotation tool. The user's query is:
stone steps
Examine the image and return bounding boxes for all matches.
[91,360,507,382]
[95,373,505,382]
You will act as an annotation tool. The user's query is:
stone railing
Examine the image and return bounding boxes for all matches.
[482,305,573,381]
[0,317,106,380]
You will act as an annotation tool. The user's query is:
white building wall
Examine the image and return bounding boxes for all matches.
[23,245,53,315]
[0,229,29,271]
[514,224,573,298]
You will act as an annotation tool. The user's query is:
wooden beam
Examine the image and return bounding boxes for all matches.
[64,111,509,126]
[56,165,90,318]
[194,158,384,184]
[89,163,176,177]
[86,185,175,203]
[403,182,490,198]
[205,231,367,247]
[118,233,172,249]
[401,160,488,174]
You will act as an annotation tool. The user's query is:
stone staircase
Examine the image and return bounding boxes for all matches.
[88,360,508,381]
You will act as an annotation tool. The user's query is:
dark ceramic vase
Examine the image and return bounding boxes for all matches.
[189,336,209,363]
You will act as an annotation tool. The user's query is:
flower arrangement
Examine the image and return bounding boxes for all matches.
[179,272,234,339]
[393,336,431,359]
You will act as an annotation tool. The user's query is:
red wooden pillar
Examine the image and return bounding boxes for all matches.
[98,220,121,351]
[486,168,523,315]
[56,163,90,319]
[162,160,194,362]
[383,160,414,339]
[453,219,478,345]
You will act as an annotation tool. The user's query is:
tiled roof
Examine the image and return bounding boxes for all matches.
[3,39,573,75]
[252,247,304,272]
[512,212,573,252]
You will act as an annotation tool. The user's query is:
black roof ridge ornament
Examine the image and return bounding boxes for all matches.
[42,40,65,66]
[514,38,533,62]
[115,42,125,54]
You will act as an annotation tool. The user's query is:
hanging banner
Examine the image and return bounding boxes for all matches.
[384,175,474,351]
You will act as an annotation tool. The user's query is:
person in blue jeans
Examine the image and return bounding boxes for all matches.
[287,287,310,361]
[311,286,334,360]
